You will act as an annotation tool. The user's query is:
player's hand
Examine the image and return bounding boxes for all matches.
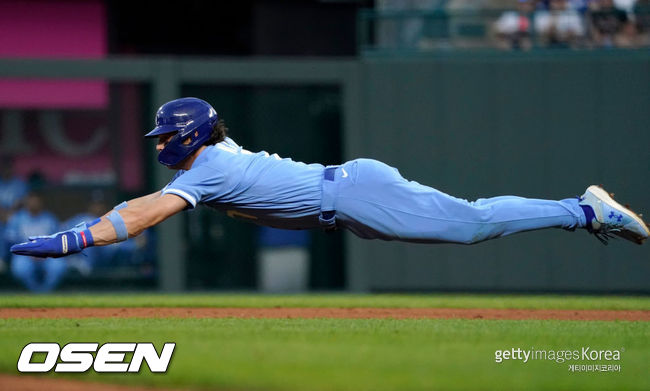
[27,221,91,241]
[10,231,85,259]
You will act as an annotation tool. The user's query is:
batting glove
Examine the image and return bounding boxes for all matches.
[26,220,97,241]
[11,229,94,259]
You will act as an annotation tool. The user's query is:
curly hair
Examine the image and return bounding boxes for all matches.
[204,119,228,145]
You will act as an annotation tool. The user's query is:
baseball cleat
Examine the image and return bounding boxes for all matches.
[579,185,650,245]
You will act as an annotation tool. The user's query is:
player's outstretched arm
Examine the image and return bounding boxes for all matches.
[10,192,188,258]
[91,193,187,246]
[100,191,164,218]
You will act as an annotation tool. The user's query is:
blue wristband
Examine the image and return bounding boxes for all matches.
[107,210,128,242]
[114,201,128,210]
[79,229,94,248]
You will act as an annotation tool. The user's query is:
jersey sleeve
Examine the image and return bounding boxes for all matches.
[161,165,226,208]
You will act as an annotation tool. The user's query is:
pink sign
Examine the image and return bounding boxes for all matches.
[6,95,144,191]
[10,110,112,183]
[0,0,107,108]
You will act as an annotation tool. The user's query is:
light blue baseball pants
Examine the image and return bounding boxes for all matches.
[321,159,586,244]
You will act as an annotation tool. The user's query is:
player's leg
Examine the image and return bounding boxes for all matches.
[333,159,585,244]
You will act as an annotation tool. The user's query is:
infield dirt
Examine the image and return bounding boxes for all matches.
[0,374,191,391]
[1,307,648,321]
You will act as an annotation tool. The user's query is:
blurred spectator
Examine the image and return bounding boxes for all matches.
[535,0,586,47]
[0,219,6,274]
[0,157,28,222]
[494,0,535,50]
[589,0,636,47]
[521,0,594,11]
[634,0,650,45]
[4,192,65,293]
[26,171,47,193]
[614,0,638,13]
[569,0,595,13]
[0,157,28,273]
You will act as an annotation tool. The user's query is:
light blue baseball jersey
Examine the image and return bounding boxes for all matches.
[161,138,586,243]
[162,137,325,229]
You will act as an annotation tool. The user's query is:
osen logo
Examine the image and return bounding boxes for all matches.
[17,342,175,373]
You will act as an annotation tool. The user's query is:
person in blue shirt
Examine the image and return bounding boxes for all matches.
[0,157,28,214]
[5,192,64,292]
[0,157,29,263]
[10,97,649,260]
[0,219,6,273]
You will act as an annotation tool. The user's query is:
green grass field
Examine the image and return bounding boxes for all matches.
[1,294,649,391]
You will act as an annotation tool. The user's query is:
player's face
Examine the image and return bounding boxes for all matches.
[156,133,175,152]
[155,132,198,170]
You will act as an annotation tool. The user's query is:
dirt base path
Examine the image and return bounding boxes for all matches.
[1,307,648,321]
[0,374,193,391]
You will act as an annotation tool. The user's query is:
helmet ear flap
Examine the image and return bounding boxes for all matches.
[158,122,213,167]
[182,131,200,146]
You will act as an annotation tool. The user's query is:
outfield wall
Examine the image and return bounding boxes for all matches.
[347,52,650,292]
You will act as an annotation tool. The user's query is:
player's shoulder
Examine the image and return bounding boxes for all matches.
[198,141,253,171]
[189,146,227,172]
[170,169,186,180]
[168,150,227,184]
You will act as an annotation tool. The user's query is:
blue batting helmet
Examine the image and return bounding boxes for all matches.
[145,97,218,167]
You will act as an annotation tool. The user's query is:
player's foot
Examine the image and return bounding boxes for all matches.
[578,185,649,245]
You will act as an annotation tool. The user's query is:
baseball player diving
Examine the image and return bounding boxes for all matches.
[11,97,649,259]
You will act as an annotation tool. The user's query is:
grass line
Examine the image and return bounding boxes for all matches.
[0,293,648,310]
